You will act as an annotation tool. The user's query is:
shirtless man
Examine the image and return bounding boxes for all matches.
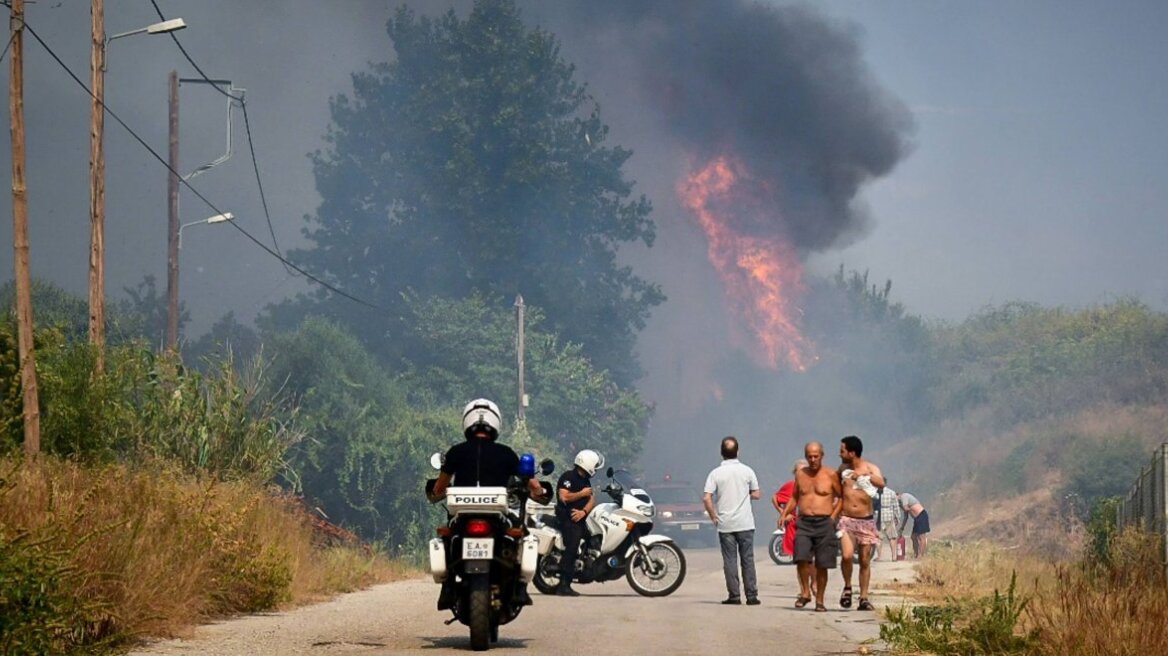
[837,435,885,611]
[778,442,842,612]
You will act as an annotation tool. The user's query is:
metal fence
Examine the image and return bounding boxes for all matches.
[1116,442,1168,564]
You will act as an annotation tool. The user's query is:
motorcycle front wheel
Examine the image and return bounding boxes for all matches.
[769,531,794,565]
[468,574,491,651]
[626,541,686,597]
[532,554,561,595]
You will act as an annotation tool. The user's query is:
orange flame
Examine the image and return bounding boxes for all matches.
[678,156,816,371]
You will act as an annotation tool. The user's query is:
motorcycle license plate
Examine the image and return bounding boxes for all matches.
[681,523,700,530]
[463,538,494,560]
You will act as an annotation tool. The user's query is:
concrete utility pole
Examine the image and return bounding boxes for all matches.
[88,0,106,371]
[9,0,42,455]
[515,294,526,422]
[166,70,180,349]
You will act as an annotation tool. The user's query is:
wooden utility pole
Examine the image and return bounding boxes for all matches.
[88,0,106,371]
[9,0,42,456]
[515,294,526,422]
[165,70,180,350]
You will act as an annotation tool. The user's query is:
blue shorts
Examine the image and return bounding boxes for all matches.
[912,510,931,535]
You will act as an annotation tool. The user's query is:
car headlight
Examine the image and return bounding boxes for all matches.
[661,510,674,519]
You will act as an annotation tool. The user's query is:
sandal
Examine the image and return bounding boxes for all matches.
[815,603,827,612]
[857,598,874,611]
[795,596,811,609]
[839,586,853,609]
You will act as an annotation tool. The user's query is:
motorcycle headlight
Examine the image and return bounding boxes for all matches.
[637,504,655,517]
[661,510,674,519]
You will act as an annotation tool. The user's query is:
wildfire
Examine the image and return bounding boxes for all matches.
[678,156,816,371]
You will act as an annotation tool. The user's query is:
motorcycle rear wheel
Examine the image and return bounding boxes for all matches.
[769,532,794,565]
[626,541,686,597]
[533,554,561,595]
[468,574,491,651]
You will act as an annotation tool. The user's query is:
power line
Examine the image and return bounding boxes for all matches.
[0,31,14,66]
[149,0,292,275]
[20,19,380,310]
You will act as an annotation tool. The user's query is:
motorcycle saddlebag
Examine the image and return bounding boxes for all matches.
[429,538,447,583]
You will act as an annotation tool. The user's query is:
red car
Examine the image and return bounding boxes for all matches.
[643,481,717,548]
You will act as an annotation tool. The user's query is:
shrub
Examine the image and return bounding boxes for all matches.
[881,572,1036,655]
[0,533,115,655]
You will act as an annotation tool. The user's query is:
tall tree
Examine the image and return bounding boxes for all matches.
[274,0,662,384]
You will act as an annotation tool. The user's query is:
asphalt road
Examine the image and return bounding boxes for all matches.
[129,546,916,655]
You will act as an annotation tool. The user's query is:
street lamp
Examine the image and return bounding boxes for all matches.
[104,18,187,69]
[168,212,233,350]
[89,11,188,369]
[178,212,234,249]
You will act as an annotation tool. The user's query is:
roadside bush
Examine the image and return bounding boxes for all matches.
[0,331,299,481]
[0,457,405,650]
[881,572,1037,655]
[0,533,114,655]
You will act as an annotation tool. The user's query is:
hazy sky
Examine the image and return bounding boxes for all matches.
[807,0,1168,319]
[1,0,1165,342]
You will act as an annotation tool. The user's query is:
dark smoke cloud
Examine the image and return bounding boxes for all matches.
[525,0,913,253]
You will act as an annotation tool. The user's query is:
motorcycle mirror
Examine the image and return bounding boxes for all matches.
[540,459,555,476]
[605,466,614,478]
[429,452,444,470]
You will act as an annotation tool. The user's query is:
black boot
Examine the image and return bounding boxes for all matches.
[556,581,580,597]
[516,584,533,606]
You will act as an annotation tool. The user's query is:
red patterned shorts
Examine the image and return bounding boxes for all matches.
[838,515,880,546]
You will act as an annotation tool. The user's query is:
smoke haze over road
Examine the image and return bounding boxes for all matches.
[2,1,1166,486]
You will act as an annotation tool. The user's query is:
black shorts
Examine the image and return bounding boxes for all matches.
[794,515,838,569]
[912,510,931,535]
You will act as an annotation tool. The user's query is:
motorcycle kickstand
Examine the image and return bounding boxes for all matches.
[444,616,459,625]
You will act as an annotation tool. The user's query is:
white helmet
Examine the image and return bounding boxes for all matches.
[462,398,502,441]
[573,449,604,477]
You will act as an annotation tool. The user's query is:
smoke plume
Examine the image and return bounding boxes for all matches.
[527,0,913,252]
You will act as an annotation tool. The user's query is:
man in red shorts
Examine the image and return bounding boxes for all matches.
[837,435,885,611]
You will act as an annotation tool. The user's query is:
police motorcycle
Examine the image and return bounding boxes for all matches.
[426,452,554,651]
[527,464,687,597]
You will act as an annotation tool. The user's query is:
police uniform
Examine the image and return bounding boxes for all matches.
[555,467,592,590]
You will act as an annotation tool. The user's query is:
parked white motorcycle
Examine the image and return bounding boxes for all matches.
[527,467,686,597]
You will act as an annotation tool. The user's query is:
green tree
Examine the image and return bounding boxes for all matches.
[400,293,649,465]
[185,311,261,369]
[268,0,662,385]
[263,317,451,550]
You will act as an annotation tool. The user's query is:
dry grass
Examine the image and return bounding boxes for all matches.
[896,533,1168,655]
[912,541,1055,608]
[1028,530,1168,656]
[0,456,408,650]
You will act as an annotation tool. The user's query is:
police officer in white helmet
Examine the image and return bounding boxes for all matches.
[553,449,604,596]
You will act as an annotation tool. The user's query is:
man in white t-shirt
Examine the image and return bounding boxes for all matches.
[703,436,762,605]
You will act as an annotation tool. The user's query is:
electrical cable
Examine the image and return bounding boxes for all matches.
[0,31,14,67]
[148,0,293,275]
[21,19,380,310]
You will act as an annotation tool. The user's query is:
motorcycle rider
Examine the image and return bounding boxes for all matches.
[554,449,602,596]
[428,399,549,609]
